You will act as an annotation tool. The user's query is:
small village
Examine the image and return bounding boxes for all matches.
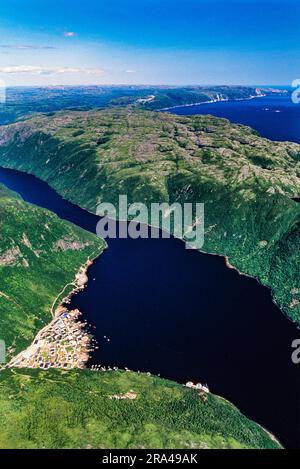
[8,307,93,369]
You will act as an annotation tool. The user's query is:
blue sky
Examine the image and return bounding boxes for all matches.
[0,0,299,86]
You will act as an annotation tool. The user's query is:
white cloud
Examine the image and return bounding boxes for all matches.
[125,69,136,73]
[64,32,76,37]
[0,65,104,75]
[0,66,46,74]
[0,45,56,50]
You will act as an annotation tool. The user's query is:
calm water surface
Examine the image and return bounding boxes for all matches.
[168,95,300,143]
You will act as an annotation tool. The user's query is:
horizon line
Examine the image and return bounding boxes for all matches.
[2,83,291,89]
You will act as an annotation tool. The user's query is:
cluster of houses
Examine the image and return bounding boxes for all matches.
[8,308,92,369]
[185,381,210,393]
[91,364,119,372]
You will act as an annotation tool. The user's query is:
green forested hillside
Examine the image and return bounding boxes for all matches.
[0,109,291,448]
[0,186,281,449]
[0,108,299,322]
[0,184,105,357]
[0,368,280,449]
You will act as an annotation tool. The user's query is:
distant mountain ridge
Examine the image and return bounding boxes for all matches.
[0,85,287,125]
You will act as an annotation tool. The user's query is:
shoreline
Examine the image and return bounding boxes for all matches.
[157,93,266,111]
[7,247,105,370]
[198,247,300,330]
[58,257,94,312]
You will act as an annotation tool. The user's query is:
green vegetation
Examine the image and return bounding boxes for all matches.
[0,85,261,125]
[0,368,280,449]
[0,108,299,322]
[0,186,280,450]
[134,86,261,110]
[0,184,105,357]
[0,106,294,449]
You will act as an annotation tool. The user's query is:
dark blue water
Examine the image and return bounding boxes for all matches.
[168,95,300,143]
[0,165,300,449]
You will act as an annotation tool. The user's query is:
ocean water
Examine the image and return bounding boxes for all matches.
[167,95,300,144]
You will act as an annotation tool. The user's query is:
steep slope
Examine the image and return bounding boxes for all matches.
[0,108,299,322]
[0,184,105,358]
[0,368,280,449]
